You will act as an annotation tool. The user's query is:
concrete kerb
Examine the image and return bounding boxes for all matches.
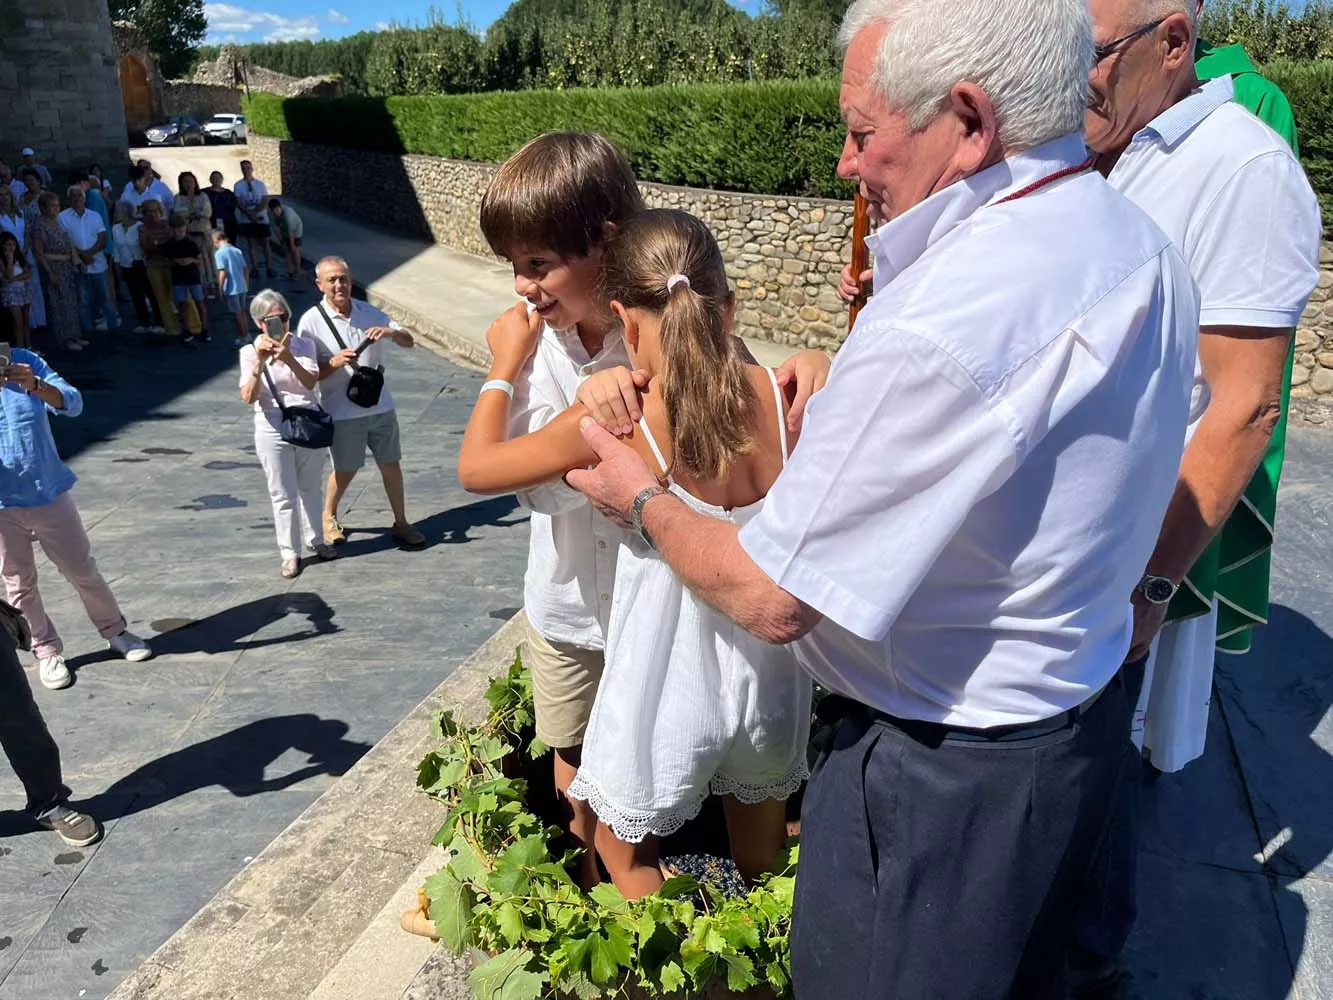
[106,614,528,1000]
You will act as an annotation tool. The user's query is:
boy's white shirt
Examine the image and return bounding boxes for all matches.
[508,316,635,651]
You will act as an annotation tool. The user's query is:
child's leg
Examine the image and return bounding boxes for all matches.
[555,746,601,887]
[192,286,208,332]
[594,822,663,900]
[233,304,248,341]
[172,285,200,336]
[721,795,790,884]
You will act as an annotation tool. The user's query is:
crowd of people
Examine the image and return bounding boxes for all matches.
[0,0,1324,994]
[0,152,301,351]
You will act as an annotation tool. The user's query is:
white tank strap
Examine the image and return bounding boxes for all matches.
[766,367,789,466]
[637,416,670,476]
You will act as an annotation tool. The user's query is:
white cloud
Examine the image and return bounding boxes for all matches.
[203,3,321,43]
[327,7,348,23]
[373,20,390,30]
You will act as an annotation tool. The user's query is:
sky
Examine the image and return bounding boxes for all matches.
[203,0,765,45]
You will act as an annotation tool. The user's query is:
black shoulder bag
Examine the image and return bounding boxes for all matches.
[318,302,384,408]
[260,363,335,449]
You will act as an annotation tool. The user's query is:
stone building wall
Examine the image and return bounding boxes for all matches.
[160,82,242,121]
[249,134,1333,410]
[0,0,128,180]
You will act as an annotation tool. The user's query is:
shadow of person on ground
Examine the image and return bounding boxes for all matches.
[109,592,338,663]
[82,714,372,823]
[1211,602,1333,997]
[334,495,527,558]
[0,714,371,837]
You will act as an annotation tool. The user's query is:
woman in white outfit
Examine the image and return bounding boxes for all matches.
[457,210,811,899]
[239,289,337,577]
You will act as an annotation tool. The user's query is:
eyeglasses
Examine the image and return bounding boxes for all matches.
[1094,17,1166,63]
[264,312,289,322]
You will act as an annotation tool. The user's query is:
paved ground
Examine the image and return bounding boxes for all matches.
[0,194,530,998]
[1,145,1331,999]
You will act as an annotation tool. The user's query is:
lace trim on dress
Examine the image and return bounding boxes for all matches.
[709,758,810,806]
[567,773,710,845]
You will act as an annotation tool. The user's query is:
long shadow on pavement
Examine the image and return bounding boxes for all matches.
[1214,602,1333,997]
[333,495,527,559]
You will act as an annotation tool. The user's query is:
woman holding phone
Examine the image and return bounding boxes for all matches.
[239,289,337,577]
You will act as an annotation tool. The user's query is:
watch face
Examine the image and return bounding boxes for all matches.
[1143,577,1175,603]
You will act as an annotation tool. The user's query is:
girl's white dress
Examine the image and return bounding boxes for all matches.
[568,368,812,843]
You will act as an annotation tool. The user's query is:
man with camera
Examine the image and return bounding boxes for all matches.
[296,256,426,549]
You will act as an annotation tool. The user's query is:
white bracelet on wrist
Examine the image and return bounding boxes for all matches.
[480,379,514,399]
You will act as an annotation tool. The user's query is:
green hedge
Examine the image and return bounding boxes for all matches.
[243,79,852,200]
[1267,59,1333,227]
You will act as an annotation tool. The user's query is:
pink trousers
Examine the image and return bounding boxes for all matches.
[0,491,126,659]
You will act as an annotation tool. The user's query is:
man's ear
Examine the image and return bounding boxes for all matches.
[1162,12,1195,70]
[947,81,1003,173]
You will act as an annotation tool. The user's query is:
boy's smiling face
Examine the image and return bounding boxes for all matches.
[508,244,604,335]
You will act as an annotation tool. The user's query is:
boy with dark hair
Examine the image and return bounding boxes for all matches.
[163,215,207,344]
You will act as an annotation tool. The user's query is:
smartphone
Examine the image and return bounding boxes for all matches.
[263,315,285,341]
[0,342,11,369]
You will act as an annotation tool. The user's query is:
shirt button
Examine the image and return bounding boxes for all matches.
[597,540,606,549]
[600,593,610,602]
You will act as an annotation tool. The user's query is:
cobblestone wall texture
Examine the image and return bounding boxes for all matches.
[0,0,129,181]
[249,135,1333,411]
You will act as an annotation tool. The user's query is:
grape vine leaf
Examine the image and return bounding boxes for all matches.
[659,960,687,993]
[424,868,473,953]
[447,834,489,883]
[468,948,545,1000]
[588,882,629,913]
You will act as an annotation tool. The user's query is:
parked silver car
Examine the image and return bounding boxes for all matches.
[203,114,247,143]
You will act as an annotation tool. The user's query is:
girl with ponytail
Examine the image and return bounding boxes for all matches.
[460,209,811,898]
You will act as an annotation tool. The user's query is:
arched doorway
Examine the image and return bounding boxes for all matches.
[119,54,154,129]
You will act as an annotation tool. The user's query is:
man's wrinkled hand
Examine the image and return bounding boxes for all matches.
[565,418,660,527]
[329,347,358,369]
[1126,592,1168,663]
[576,366,650,436]
[485,303,542,376]
[775,349,831,434]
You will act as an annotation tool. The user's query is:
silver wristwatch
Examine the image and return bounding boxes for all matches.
[629,485,671,549]
[1136,574,1178,605]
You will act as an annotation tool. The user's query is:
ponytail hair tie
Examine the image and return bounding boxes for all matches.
[666,273,691,294]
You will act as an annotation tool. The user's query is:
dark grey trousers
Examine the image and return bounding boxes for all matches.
[0,625,67,816]
[791,667,1135,1000]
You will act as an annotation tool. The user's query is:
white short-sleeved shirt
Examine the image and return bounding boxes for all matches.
[1107,75,1322,437]
[56,207,108,275]
[738,133,1201,728]
[509,321,636,650]
[111,222,142,268]
[238,334,321,430]
[147,178,175,214]
[234,178,269,224]
[296,297,400,421]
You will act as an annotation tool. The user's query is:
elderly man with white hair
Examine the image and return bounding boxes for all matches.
[564,0,1201,995]
[1067,1,1321,995]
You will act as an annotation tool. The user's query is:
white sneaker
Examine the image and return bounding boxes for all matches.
[108,631,152,662]
[64,341,84,353]
[150,325,165,334]
[133,325,148,334]
[38,655,71,690]
[93,319,108,332]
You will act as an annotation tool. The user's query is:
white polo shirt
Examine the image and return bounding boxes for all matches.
[235,178,269,224]
[56,207,108,275]
[509,321,635,650]
[1107,75,1322,437]
[296,298,401,421]
[738,133,1201,728]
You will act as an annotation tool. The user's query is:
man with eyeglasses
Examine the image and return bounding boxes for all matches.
[1073,1,1321,996]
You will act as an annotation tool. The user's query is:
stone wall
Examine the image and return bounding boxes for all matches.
[0,0,128,180]
[248,135,848,350]
[194,47,342,99]
[161,82,242,121]
[249,134,1333,408]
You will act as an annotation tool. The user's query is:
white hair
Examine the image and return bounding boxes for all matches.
[249,288,292,326]
[838,0,1093,151]
[316,255,349,276]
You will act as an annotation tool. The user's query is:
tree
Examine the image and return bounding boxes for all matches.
[109,0,208,79]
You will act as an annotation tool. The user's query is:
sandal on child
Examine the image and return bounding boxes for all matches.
[281,558,301,578]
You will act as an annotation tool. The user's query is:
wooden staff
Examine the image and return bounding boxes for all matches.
[849,191,872,330]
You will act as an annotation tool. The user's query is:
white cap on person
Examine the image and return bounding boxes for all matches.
[20,147,34,156]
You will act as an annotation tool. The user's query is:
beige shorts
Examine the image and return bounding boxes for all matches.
[522,625,605,750]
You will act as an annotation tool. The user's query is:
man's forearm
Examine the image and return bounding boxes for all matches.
[641,494,819,644]
[1145,409,1276,583]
